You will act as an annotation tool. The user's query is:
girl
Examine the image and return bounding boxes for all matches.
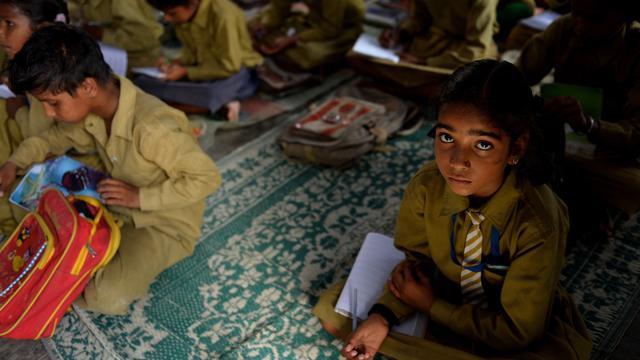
[313,60,592,359]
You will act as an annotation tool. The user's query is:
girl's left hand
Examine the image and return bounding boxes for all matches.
[388,261,435,313]
[163,64,188,81]
[97,178,140,208]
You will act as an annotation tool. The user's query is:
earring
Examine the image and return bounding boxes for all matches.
[511,157,519,165]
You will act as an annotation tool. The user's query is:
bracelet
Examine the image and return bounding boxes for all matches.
[585,116,596,134]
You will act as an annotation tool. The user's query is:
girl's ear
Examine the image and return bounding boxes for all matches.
[509,133,529,165]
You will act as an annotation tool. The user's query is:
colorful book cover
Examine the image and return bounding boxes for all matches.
[10,156,107,211]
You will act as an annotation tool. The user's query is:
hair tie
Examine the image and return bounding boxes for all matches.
[54,13,67,23]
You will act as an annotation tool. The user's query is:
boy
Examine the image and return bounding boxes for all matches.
[0,24,221,315]
[517,0,640,221]
[138,0,262,121]
[67,0,163,68]
[249,0,365,71]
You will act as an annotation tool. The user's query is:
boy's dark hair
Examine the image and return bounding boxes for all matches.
[147,0,191,11]
[437,59,551,186]
[0,0,69,27]
[8,24,112,96]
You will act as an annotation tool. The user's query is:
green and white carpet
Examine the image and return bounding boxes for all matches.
[44,113,640,359]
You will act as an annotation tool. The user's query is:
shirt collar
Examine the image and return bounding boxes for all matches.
[85,75,135,141]
[439,169,522,232]
[192,0,211,28]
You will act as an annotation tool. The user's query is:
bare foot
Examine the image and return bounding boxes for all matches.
[226,100,241,122]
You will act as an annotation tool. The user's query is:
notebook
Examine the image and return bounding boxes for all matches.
[541,83,602,158]
[10,156,107,211]
[353,33,400,63]
[131,67,166,79]
[335,232,428,337]
[99,42,128,77]
[519,10,561,31]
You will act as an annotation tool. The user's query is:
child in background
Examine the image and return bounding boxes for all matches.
[67,0,163,68]
[0,24,220,314]
[314,60,592,359]
[0,0,99,236]
[138,0,262,121]
[249,0,365,71]
[517,0,640,230]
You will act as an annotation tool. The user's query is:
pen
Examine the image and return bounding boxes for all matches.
[351,287,358,331]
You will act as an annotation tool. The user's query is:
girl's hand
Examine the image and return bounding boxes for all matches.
[342,313,389,360]
[97,178,140,208]
[378,28,400,49]
[163,64,188,81]
[388,261,435,313]
[543,96,590,133]
[398,52,426,65]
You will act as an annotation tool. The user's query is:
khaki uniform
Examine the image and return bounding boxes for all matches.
[9,76,221,314]
[175,0,263,81]
[517,16,640,214]
[68,0,163,68]
[314,162,592,359]
[259,0,365,70]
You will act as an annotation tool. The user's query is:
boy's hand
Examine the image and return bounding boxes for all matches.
[6,96,27,118]
[97,178,140,208]
[398,52,426,65]
[0,161,18,197]
[163,64,188,81]
[378,28,400,48]
[544,96,590,133]
[342,313,389,360]
[388,260,435,313]
[260,36,297,55]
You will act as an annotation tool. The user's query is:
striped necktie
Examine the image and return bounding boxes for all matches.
[460,210,485,304]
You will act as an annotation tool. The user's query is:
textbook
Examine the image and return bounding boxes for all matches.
[131,67,166,79]
[10,156,107,211]
[335,233,428,337]
[519,10,561,31]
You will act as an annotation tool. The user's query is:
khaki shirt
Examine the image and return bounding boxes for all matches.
[68,0,163,67]
[9,76,221,241]
[262,0,365,42]
[377,162,569,351]
[400,0,498,68]
[176,0,263,81]
[14,94,55,139]
[517,15,640,157]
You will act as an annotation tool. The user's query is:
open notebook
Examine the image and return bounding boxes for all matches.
[335,232,427,337]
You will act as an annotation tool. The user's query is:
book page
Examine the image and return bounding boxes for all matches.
[353,33,400,64]
[131,67,166,79]
[0,84,15,99]
[335,232,427,337]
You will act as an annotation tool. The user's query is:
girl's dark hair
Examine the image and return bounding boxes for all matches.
[0,0,69,26]
[8,24,112,96]
[438,59,551,186]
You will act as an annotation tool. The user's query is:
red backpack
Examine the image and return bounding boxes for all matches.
[0,188,120,339]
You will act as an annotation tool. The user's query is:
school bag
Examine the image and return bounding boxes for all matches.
[277,85,415,167]
[0,188,120,339]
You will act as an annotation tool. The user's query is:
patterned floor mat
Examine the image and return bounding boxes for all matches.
[43,120,640,359]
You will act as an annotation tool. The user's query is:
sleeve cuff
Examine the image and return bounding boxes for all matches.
[429,299,455,325]
[368,304,399,327]
[138,186,160,211]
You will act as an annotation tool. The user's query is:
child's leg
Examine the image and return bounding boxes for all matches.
[313,281,480,360]
[133,68,258,116]
[76,225,192,315]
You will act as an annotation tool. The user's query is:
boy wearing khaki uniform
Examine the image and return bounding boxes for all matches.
[251,0,365,70]
[138,0,262,120]
[68,0,163,68]
[0,25,220,314]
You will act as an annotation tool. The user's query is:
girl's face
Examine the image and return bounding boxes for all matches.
[434,103,520,200]
[0,4,34,59]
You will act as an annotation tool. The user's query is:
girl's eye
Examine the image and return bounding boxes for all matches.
[5,20,13,28]
[439,133,454,143]
[476,141,493,150]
